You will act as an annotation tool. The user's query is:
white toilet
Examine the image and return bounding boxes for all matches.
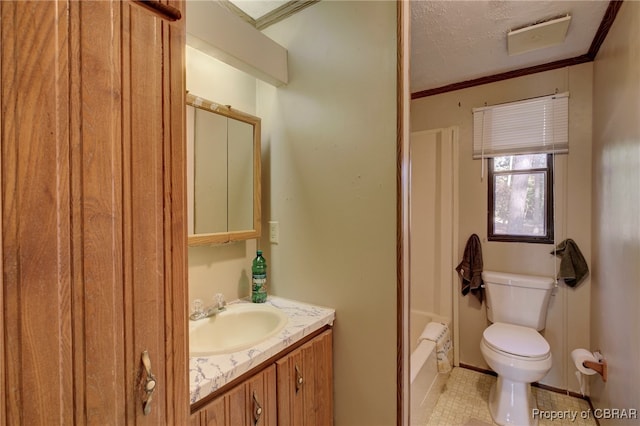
[480,271,554,426]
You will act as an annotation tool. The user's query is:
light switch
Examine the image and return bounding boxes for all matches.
[269,221,279,244]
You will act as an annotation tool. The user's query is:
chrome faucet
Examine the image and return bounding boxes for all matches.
[190,293,226,321]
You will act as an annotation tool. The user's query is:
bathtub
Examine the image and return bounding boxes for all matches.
[410,309,451,425]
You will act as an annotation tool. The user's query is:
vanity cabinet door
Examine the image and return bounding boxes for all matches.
[197,365,276,426]
[246,364,277,426]
[196,383,241,426]
[226,383,248,425]
[190,411,203,426]
[198,396,225,426]
[276,329,333,426]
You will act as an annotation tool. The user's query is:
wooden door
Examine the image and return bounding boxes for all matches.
[276,330,333,426]
[0,1,188,424]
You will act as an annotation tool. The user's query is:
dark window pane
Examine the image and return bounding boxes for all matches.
[488,154,553,244]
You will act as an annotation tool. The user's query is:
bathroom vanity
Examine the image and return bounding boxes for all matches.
[189,297,335,425]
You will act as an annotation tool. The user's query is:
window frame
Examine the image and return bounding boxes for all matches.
[487,154,554,244]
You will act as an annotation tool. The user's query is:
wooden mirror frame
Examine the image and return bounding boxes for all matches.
[186,93,261,246]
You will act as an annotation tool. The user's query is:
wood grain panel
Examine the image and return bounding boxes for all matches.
[227,383,247,426]
[123,3,167,423]
[1,1,74,424]
[163,1,189,425]
[190,411,203,426]
[201,396,225,425]
[314,329,334,426]
[1,1,188,424]
[276,346,304,426]
[79,2,127,423]
[302,341,317,426]
[276,330,334,426]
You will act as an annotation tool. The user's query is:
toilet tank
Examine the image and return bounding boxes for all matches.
[482,271,555,331]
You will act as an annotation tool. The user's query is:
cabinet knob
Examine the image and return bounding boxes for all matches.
[295,365,304,393]
[145,378,157,392]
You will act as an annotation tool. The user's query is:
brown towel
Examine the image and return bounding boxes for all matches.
[456,234,484,303]
[551,239,589,287]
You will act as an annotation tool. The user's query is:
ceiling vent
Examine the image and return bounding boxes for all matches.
[507,15,571,56]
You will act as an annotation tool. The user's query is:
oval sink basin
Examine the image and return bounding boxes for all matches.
[189,303,288,356]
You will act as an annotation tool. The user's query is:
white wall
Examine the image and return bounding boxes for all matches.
[591,1,640,420]
[186,46,257,115]
[186,46,259,304]
[258,2,398,425]
[411,63,593,394]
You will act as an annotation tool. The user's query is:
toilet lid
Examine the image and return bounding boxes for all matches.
[483,323,550,358]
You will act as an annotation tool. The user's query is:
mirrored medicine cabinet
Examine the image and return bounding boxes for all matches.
[187,93,261,245]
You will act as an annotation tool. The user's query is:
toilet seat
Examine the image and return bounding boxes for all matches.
[483,322,550,360]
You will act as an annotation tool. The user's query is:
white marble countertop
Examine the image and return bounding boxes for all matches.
[189,296,335,404]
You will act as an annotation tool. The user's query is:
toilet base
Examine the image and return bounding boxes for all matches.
[488,376,538,426]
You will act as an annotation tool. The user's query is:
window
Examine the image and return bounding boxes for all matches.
[473,93,567,244]
[488,154,554,243]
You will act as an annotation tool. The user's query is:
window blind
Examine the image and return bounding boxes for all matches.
[472,92,569,159]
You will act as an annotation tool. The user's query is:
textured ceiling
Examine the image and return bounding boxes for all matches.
[411,1,610,94]
[220,0,611,94]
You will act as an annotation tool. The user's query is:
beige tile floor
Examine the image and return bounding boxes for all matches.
[424,367,597,426]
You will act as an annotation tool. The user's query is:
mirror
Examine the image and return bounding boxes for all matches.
[186,93,261,245]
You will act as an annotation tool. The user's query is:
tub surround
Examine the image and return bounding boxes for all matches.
[410,316,453,426]
[189,296,335,404]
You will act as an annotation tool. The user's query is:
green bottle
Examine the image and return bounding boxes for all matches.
[252,250,267,303]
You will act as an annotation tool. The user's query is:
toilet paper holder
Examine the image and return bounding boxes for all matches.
[583,352,608,382]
